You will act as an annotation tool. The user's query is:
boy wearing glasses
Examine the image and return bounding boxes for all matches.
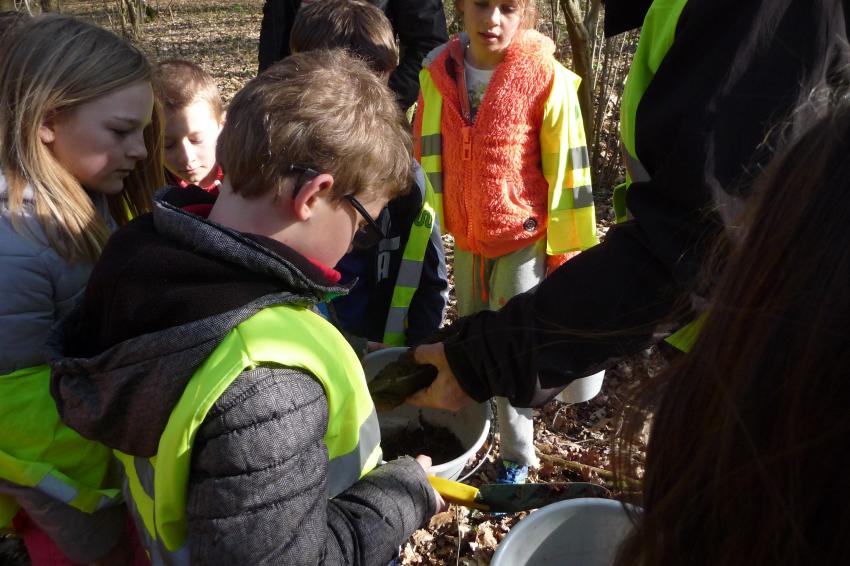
[48,50,443,565]
[291,0,448,351]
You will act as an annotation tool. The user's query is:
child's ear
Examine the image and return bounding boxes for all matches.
[290,172,335,221]
[218,110,226,129]
[38,115,56,144]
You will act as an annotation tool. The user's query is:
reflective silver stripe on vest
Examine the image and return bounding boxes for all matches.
[395,258,425,288]
[383,260,425,335]
[126,461,190,566]
[572,184,594,208]
[625,151,651,184]
[569,146,590,170]
[35,473,116,512]
[326,408,382,497]
[383,307,408,336]
[135,456,155,498]
[426,172,443,194]
[36,473,78,504]
[420,133,442,156]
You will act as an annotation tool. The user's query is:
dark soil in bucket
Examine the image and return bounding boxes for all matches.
[381,420,466,464]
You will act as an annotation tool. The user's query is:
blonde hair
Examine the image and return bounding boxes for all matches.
[0,14,164,263]
[217,49,412,203]
[290,0,399,75]
[152,59,224,119]
[454,0,538,29]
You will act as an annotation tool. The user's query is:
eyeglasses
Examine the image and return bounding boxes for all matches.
[285,164,320,200]
[345,193,385,250]
[285,164,385,249]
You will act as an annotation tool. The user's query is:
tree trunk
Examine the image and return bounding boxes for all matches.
[583,0,602,81]
[560,0,594,144]
[117,0,145,39]
[40,0,61,12]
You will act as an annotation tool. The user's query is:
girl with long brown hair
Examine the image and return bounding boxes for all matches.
[614,102,850,565]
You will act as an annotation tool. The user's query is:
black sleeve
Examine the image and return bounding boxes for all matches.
[186,366,435,565]
[443,0,850,407]
[257,0,299,73]
[444,217,686,407]
[602,0,653,37]
[385,0,448,109]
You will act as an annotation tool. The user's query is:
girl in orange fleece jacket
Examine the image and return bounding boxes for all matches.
[414,0,596,482]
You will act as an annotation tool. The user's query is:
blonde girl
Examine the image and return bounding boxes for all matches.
[414,0,596,482]
[0,14,163,564]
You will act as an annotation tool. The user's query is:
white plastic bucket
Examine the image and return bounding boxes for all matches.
[363,347,492,480]
[491,498,636,566]
[556,370,606,404]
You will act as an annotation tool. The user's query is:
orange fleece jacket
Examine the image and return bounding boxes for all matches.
[424,31,557,258]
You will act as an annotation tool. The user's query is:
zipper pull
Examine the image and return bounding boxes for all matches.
[462,127,472,161]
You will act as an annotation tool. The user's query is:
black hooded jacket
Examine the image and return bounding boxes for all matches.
[47,187,435,565]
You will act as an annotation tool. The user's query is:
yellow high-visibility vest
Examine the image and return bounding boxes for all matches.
[417,59,598,255]
[382,165,440,345]
[0,364,120,528]
[116,305,382,564]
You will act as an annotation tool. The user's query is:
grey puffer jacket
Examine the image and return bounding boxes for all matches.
[0,172,94,374]
[47,186,436,565]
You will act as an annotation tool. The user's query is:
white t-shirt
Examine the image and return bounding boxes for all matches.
[464,55,494,121]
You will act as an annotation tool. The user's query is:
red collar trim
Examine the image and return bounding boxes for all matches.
[177,200,342,285]
[181,203,214,217]
[306,257,342,284]
[173,165,224,195]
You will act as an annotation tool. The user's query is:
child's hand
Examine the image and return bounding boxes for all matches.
[367,341,391,352]
[415,455,448,513]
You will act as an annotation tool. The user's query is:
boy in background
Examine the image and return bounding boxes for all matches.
[291,0,448,349]
[258,0,448,111]
[153,59,224,194]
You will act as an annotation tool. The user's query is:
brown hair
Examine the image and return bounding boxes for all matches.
[217,49,412,203]
[0,14,163,263]
[613,103,850,565]
[0,10,29,42]
[289,0,398,75]
[152,59,224,119]
[453,0,537,30]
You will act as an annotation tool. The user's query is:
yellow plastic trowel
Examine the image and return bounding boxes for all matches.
[428,476,611,513]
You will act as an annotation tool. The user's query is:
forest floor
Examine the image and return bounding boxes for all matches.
[2,1,654,563]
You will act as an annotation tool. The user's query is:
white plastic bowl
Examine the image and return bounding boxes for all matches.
[363,347,491,480]
[556,370,606,404]
[491,497,636,566]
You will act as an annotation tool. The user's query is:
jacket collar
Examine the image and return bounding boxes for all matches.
[427,30,556,127]
[47,185,350,457]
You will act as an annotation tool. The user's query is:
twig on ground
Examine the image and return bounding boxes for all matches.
[537,451,641,490]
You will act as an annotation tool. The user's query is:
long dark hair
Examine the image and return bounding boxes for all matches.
[613,102,850,565]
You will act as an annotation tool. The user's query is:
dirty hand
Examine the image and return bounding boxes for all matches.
[415,455,448,513]
[406,343,474,412]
